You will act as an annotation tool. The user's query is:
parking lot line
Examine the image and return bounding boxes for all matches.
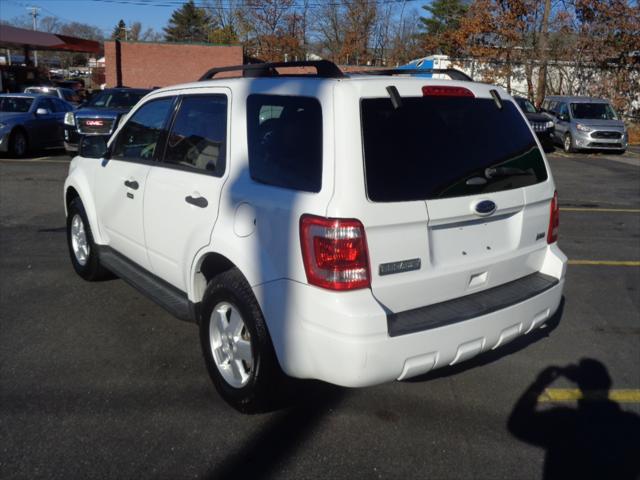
[539,389,640,403]
[568,260,640,266]
[560,207,640,213]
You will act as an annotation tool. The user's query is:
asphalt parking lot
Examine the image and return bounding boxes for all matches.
[1,147,639,480]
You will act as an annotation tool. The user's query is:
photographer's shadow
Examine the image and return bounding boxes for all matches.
[508,358,640,479]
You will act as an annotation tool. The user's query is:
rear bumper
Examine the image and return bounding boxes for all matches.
[255,245,567,387]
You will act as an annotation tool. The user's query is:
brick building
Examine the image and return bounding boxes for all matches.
[104,41,243,88]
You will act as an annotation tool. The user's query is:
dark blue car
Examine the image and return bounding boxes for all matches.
[63,88,150,154]
[1,93,73,157]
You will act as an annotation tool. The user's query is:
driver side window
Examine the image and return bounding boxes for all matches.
[559,103,569,118]
[111,97,174,161]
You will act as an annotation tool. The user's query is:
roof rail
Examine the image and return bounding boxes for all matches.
[199,60,346,80]
[350,68,473,82]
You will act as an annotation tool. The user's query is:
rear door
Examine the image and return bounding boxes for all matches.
[143,91,229,292]
[93,96,175,270]
[354,83,554,313]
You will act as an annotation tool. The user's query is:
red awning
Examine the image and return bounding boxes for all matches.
[0,25,101,54]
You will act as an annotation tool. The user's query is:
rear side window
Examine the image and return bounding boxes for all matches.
[247,94,322,193]
[361,96,548,202]
[163,95,227,175]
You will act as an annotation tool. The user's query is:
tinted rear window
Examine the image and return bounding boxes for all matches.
[247,94,322,193]
[361,97,548,202]
[88,91,147,109]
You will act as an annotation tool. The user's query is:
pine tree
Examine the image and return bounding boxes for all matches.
[164,0,212,43]
[419,0,469,55]
[111,19,126,41]
[420,0,468,35]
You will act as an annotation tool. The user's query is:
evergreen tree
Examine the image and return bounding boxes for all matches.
[420,0,468,36]
[419,0,469,55]
[164,0,212,43]
[111,19,126,40]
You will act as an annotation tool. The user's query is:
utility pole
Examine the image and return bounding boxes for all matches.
[28,6,40,67]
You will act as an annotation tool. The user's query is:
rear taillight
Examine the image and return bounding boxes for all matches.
[422,86,475,97]
[547,191,559,244]
[300,215,370,291]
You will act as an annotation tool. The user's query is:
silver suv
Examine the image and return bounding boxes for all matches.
[541,95,628,154]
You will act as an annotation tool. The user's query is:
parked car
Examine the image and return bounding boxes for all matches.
[0,93,73,157]
[514,96,555,152]
[541,95,628,153]
[63,87,150,154]
[24,86,82,106]
[64,61,566,412]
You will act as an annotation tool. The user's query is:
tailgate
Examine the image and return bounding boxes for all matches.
[355,81,554,313]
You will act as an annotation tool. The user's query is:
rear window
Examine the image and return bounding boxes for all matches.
[361,96,548,202]
[247,94,322,193]
[88,91,147,109]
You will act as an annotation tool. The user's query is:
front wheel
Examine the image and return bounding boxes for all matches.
[200,268,285,413]
[66,198,110,281]
[563,133,575,153]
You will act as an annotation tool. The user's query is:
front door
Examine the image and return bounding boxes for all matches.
[93,96,175,270]
[143,92,229,292]
[29,97,59,147]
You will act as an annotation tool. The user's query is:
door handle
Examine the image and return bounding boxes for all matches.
[185,195,208,208]
[124,179,139,190]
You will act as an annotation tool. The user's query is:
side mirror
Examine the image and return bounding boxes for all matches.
[560,114,569,122]
[35,108,50,116]
[79,135,109,159]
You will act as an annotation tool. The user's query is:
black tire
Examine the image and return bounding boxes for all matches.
[563,133,575,153]
[612,149,626,155]
[199,268,285,413]
[9,128,28,157]
[66,197,110,281]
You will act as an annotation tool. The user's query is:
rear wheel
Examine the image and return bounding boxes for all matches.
[563,133,575,153]
[9,129,28,157]
[200,268,285,413]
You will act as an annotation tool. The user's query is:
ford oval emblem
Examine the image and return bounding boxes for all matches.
[474,200,497,216]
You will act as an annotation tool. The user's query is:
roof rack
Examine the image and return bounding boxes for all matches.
[199,60,346,80]
[350,68,473,82]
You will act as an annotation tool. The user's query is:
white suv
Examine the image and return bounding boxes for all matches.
[64,61,566,412]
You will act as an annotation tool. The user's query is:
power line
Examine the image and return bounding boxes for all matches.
[84,0,424,9]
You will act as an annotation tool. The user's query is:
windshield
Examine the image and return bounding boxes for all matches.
[570,102,618,120]
[0,97,34,113]
[88,91,147,109]
[25,87,57,97]
[361,96,548,202]
[517,98,537,114]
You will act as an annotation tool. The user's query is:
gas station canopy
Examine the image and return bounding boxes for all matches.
[0,25,101,54]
